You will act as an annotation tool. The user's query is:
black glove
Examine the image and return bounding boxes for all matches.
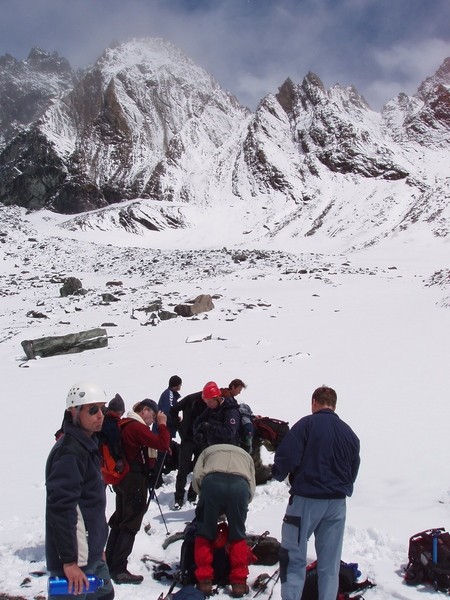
[194,422,212,447]
[241,435,253,454]
[196,422,211,434]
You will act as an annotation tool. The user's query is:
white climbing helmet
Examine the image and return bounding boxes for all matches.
[66,381,107,408]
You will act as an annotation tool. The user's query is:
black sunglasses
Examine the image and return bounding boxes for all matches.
[86,404,107,416]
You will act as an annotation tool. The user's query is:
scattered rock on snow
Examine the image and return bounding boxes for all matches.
[136,300,162,313]
[101,293,120,303]
[26,310,48,319]
[159,310,178,321]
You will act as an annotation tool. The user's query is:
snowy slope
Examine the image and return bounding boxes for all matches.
[0,203,449,600]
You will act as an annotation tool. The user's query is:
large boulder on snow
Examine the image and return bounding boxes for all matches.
[60,276,86,297]
[21,327,108,359]
[174,294,214,317]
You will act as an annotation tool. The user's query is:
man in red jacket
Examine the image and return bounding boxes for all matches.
[105,399,170,584]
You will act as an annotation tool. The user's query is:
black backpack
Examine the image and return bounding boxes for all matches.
[179,520,231,586]
[404,528,450,591]
[301,560,375,600]
[179,521,281,586]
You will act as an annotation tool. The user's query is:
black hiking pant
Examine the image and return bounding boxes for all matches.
[175,439,200,505]
[106,471,148,574]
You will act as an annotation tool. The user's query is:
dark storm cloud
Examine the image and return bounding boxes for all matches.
[1,0,449,111]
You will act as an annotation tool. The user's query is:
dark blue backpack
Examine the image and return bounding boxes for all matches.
[300,560,375,600]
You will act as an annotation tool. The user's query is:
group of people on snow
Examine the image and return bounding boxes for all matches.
[45,377,360,600]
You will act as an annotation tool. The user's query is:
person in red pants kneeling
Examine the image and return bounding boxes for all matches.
[192,443,256,598]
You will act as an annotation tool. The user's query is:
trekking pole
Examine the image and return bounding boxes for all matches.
[157,572,180,599]
[250,530,270,551]
[144,488,170,536]
[144,451,169,536]
[147,451,168,508]
[253,568,280,598]
[153,489,170,536]
[267,569,280,600]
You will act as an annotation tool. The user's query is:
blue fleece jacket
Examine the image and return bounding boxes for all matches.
[272,409,360,499]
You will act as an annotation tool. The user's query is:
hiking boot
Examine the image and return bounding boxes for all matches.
[231,582,249,597]
[112,570,144,584]
[197,579,213,596]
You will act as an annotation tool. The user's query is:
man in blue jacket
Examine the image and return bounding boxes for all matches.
[272,386,360,600]
[151,375,182,489]
[46,381,114,600]
[157,375,182,438]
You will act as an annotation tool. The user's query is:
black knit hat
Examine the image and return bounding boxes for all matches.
[139,398,158,414]
[108,393,125,413]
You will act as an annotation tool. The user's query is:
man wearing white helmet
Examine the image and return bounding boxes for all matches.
[45,382,114,600]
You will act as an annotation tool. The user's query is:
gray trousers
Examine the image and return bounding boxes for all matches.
[280,495,346,600]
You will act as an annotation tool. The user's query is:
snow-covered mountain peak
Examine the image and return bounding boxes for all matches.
[301,71,328,105]
[382,56,450,148]
[25,47,73,75]
[96,37,218,92]
[417,56,450,100]
[0,39,448,250]
[328,83,371,112]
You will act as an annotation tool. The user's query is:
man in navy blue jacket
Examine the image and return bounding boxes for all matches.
[151,375,182,489]
[273,386,360,600]
[156,375,182,438]
[46,381,114,600]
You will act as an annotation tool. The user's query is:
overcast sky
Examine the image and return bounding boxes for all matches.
[1,0,449,111]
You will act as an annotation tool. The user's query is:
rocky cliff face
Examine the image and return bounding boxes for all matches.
[234,71,409,209]
[0,48,76,150]
[0,38,448,245]
[0,39,248,213]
